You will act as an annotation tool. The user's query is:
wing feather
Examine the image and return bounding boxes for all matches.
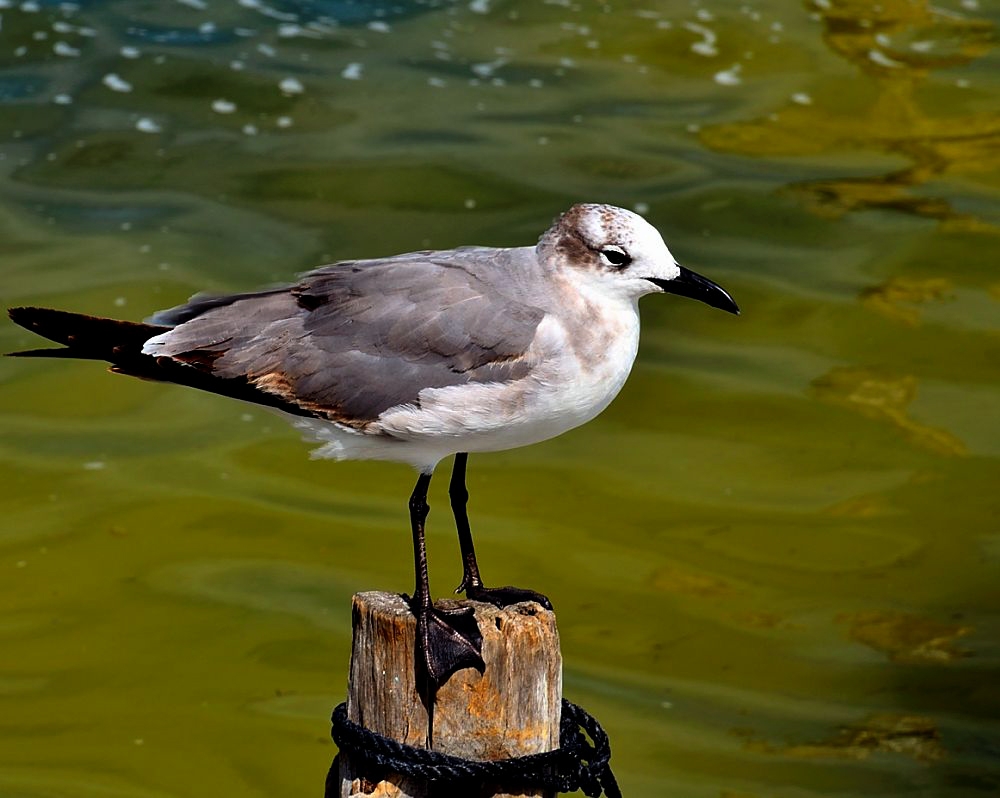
[144,253,545,426]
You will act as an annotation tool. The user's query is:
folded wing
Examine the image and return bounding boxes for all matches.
[144,253,546,427]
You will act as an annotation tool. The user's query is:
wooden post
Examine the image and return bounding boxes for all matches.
[338,591,562,798]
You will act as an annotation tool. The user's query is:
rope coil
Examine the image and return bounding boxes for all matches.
[330,697,621,797]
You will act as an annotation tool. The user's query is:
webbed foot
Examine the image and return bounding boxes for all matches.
[464,584,553,611]
[411,599,485,690]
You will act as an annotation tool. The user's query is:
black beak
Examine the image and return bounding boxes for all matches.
[648,265,740,315]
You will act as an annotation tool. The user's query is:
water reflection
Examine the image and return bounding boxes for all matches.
[700,0,1000,226]
[859,276,953,326]
[811,366,968,456]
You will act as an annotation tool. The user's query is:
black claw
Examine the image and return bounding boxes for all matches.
[413,602,485,690]
[465,584,553,611]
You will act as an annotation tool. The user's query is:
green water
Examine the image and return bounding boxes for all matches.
[2,0,999,795]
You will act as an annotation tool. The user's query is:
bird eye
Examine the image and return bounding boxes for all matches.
[600,246,631,268]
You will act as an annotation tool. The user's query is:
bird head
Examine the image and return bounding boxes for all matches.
[537,203,739,314]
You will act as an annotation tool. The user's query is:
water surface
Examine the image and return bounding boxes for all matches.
[2,1,999,796]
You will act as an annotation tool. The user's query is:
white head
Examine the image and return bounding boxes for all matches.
[537,203,739,313]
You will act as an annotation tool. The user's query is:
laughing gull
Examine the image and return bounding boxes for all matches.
[7,203,738,690]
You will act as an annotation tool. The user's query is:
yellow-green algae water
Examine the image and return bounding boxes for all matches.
[2,0,999,795]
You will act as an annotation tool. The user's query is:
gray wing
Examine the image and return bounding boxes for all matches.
[144,251,545,426]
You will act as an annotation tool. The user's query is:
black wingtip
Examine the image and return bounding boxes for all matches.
[6,347,74,358]
[6,308,70,357]
[6,305,171,358]
[8,306,78,335]
[8,306,37,327]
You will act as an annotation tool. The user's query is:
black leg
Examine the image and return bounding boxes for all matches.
[449,453,553,611]
[451,452,483,594]
[409,472,434,611]
[407,470,484,693]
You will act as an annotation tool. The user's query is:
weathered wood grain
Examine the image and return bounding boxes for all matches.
[338,591,561,798]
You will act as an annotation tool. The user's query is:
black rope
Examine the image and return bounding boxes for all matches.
[329,698,621,797]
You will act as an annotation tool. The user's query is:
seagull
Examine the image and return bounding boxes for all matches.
[7,203,738,691]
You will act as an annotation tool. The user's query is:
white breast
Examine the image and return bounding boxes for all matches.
[372,292,641,455]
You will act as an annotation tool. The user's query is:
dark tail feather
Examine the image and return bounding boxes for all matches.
[7,305,318,419]
[7,307,170,362]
